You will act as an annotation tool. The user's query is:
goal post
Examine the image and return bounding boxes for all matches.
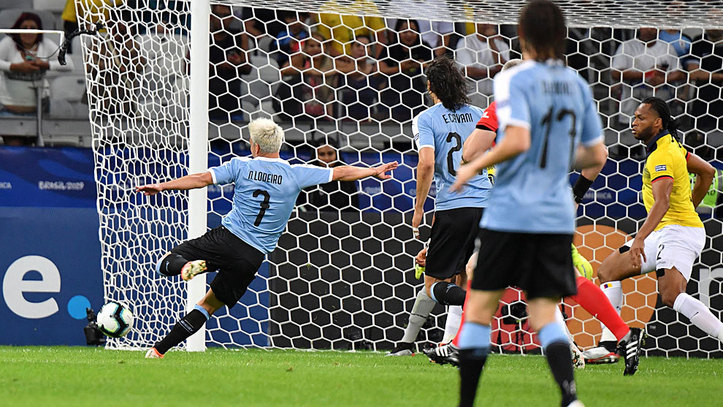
[185,0,211,353]
[77,0,723,357]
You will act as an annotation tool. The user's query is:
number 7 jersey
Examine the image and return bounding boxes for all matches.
[210,156,333,254]
[483,60,604,234]
[413,102,491,211]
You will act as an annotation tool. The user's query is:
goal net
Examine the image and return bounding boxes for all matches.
[78,0,723,357]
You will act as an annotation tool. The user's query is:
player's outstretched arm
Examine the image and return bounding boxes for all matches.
[135,172,214,196]
[332,161,398,181]
[687,152,716,208]
[451,125,530,192]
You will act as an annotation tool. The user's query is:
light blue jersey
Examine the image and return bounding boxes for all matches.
[482,60,603,233]
[413,103,491,211]
[210,157,333,253]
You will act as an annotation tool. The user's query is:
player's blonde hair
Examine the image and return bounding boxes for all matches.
[248,118,284,153]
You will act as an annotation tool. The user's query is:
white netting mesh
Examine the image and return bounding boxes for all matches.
[79,1,723,356]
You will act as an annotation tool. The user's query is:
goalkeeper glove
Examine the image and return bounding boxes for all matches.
[571,244,593,280]
[414,264,425,280]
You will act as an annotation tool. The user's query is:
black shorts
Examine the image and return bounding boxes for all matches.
[171,226,265,307]
[471,229,576,300]
[425,207,483,280]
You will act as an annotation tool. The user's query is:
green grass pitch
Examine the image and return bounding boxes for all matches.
[1,346,721,406]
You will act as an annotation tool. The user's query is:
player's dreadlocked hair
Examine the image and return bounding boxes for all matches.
[642,97,680,140]
[425,55,469,112]
[519,0,566,62]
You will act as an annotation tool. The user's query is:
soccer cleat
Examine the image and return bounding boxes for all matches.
[618,327,644,376]
[566,400,585,407]
[423,343,459,366]
[570,342,585,369]
[181,260,207,282]
[386,342,415,356]
[145,347,164,359]
[583,340,619,364]
[583,346,620,364]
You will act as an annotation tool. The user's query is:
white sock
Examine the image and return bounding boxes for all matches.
[673,293,723,339]
[442,305,463,344]
[601,281,623,312]
[554,307,574,343]
[600,281,623,343]
[401,289,437,343]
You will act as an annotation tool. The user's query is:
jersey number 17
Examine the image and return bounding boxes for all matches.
[539,107,577,169]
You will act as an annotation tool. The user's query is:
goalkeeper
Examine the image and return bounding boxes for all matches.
[136,119,397,358]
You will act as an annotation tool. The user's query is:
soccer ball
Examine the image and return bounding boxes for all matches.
[96,301,134,338]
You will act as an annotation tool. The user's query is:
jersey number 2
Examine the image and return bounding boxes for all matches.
[253,189,270,226]
[446,132,462,176]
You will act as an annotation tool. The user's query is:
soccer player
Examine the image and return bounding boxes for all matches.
[388,55,494,356]
[428,60,637,373]
[596,97,723,358]
[136,119,397,358]
[450,1,608,405]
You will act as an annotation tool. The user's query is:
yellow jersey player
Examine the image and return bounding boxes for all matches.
[598,97,722,372]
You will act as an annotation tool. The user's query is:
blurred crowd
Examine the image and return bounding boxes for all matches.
[0,1,721,154]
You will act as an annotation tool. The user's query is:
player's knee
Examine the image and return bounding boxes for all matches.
[424,284,434,299]
[660,289,681,308]
[659,282,684,308]
[597,250,627,284]
[597,261,613,283]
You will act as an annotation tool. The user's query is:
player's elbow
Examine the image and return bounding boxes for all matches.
[656,196,671,212]
[594,144,608,167]
[417,160,434,175]
[701,162,716,179]
[600,144,609,163]
[510,136,530,155]
[196,172,214,187]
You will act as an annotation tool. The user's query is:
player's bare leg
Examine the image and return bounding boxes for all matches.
[597,248,643,283]
[146,288,223,359]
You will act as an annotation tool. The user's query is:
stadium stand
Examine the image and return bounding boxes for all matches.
[0,2,720,157]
